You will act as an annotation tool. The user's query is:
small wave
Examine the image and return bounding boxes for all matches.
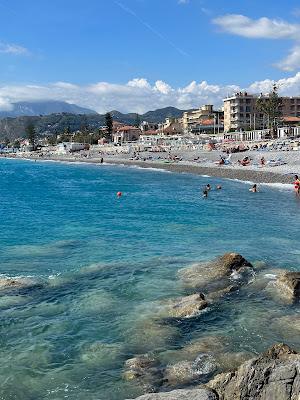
[260,182,293,191]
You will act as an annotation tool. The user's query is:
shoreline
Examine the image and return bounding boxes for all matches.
[9,155,295,185]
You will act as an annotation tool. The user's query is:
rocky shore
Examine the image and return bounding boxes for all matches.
[0,253,299,399]
[120,253,300,400]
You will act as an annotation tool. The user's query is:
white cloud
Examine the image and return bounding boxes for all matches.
[275,46,300,71]
[1,74,300,114]
[0,42,29,55]
[212,14,300,71]
[213,14,300,39]
[178,0,189,4]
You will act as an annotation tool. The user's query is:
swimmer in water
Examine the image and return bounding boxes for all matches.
[249,184,258,193]
[203,189,208,198]
[216,185,222,190]
[206,184,211,191]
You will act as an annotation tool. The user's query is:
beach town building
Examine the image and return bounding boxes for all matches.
[160,117,184,135]
[56,142,86,154]
[223,92,300,132]
[182,105,223,132]
[113,125,141,144]
[140,121,159,132]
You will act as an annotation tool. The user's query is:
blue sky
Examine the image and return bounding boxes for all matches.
[1,0,300,113]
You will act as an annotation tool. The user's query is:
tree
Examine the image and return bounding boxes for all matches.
[105,112,113,141]
[134,113,141,128]
[256,84,282,138]
[26,123,36,150]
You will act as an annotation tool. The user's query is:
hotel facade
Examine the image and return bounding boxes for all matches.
[223,92,300,132]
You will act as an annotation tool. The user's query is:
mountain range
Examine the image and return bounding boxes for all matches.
[0,102,187,140]
[0,101,96,118]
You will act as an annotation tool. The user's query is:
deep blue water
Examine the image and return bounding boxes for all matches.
[0,158,299,400]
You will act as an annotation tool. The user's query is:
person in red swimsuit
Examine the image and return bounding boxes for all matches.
[294,175,300,196]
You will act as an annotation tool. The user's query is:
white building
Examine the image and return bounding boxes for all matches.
[56,142,86,154]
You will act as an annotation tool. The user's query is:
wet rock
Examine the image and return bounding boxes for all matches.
[160,293,208,319]
[216,351,255,372]
[178,253,253,291]
[275,272,300,302]
[0,277,43,292]
[206,285,239,302]
[126,388,218,400]
[207,343,300,400]
[164,354,217,387]
[123,354,163,393]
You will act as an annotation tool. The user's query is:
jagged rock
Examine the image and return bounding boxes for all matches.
[275,272,300,302]
[207,343,300,400]
[126,388,218,400]
[164,354,217,387]
[123,354,163,393]
[160,293,208,319]
[178,253,253,291]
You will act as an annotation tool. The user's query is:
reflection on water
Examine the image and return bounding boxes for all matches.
[0,159,299,399]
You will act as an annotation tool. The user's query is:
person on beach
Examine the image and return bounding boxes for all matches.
[249,184,258,193]
[294,175,300,195]
[260,157,265,166]
[100,158,104,164]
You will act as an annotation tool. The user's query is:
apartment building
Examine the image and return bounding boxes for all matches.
[182,105,223,132]
[223,92,300,132]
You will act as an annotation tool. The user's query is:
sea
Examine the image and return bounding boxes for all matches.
[0,158,299,400]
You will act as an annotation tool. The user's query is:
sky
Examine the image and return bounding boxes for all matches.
[1,0,300,113]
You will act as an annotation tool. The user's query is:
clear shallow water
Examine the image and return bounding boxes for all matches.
[0,158,299,400]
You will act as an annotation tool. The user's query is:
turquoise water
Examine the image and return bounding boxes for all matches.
[0,158,299,399]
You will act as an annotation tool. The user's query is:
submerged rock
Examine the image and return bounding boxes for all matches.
[164,353,217,387]
[0,277,43,292]
[275,272,300,302]
[178,253,253,291]
[159,293,208,319]
[123,354,163,393]
[159,336,226,365]
[80,342,123,368]
[126,388,218,400]
[207,343,300,400]
[125,318,181,353]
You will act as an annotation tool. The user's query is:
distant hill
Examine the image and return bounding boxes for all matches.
[0,101,97,118]
[0,106,187,140]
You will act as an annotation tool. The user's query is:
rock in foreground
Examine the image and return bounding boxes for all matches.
[178,253,253,291]
[126,388,218,400]
[275,272,300,302]
[208,343,300,400]
[160,293,208,319]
